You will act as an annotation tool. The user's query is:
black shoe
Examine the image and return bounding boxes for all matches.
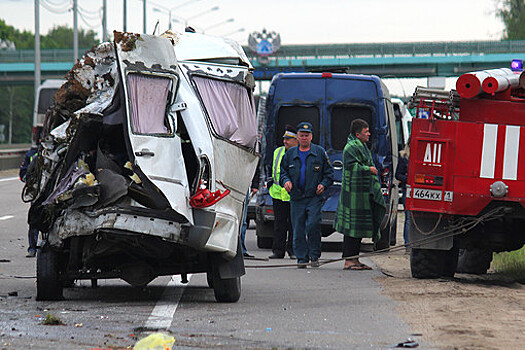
[268,253,284,259]
[297,260,308,269]
[243,252,254,258]
[25,251,36,258]
[311,259,320,268]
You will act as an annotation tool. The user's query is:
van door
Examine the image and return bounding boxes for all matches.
[115,34,193,223]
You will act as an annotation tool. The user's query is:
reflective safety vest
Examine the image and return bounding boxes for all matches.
[269,146,290,201]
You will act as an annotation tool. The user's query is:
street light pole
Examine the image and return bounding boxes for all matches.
[123,0,127,32]
[143,0,147,34]
[34,0,41,100]
[102,0,107,41]
[73,0,78,62]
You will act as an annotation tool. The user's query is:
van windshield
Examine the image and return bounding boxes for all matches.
[38,88,59,114]
[330,105,373,150]
[275,106,320,146]
[193,76,257,148]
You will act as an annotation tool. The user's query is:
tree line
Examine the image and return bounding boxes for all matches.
[0,19,98,144]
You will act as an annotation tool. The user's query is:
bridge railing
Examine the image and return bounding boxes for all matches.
[242,40,525,60]
[2,40,525,64]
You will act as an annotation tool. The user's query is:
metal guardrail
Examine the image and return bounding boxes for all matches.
[2,40,525,63]
[0,144,30,171]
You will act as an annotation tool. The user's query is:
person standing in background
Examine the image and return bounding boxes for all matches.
[280,122,333,268]
[334,119,385,270]
[268,125,298,259]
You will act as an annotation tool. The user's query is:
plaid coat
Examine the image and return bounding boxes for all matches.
[334,135,386,239]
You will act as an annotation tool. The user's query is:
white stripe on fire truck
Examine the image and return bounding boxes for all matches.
[502,125,520,180]
[480,124,498,179]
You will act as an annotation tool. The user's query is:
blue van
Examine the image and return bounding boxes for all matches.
[255,72,399,249]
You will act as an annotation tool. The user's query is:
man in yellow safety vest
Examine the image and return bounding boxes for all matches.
[268,126,298,259]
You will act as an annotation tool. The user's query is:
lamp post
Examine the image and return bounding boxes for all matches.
[222,28,245,37]
[182,6,219,28]
[203,18,234,34]
[153,0,202,31]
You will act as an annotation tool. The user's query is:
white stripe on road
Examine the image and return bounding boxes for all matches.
[503,126,520,180]
[0,215,14,221]
[144,274,192,330]
[480,124,498,179]
[0,177,19,183]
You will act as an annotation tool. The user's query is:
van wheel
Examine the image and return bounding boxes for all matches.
[206,271,214,288]
[456,248,492,275]
[256,220,273,249]
[211,268,241,303]
[36,244,64,301]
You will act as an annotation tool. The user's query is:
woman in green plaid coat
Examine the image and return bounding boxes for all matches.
[334,119,386,270]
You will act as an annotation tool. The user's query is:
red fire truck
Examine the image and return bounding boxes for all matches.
[406,66,525,278]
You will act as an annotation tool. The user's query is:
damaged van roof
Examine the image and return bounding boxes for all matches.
[160,31,252,67]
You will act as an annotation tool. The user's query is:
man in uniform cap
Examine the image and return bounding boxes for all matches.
[279,121,334,268]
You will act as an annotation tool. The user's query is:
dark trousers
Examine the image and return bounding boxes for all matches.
[342,235,362,258]
[28,226,39,253]
[272,198,294,256]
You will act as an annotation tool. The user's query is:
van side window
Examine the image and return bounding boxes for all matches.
[193,76,257,148]
[127,73,173,135]
[330,105,373,150]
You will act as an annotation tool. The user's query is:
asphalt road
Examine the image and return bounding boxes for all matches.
[0,175,432,349]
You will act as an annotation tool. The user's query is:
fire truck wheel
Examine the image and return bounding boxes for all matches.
[441,245,459,278]
[410,248,444,279]
[36,243,64,301]
[456,248,493,275]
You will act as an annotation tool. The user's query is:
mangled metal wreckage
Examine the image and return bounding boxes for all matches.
[25,31,259,302]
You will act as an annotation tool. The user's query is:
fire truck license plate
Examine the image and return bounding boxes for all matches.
[412,188,442,201]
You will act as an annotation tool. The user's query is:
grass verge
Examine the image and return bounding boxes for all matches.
[492,246,525,282]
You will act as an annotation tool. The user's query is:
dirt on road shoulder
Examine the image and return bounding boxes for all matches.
[371,250,525,350]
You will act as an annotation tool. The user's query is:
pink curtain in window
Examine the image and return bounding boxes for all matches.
[127,74,171,134]
[194,76,257,147]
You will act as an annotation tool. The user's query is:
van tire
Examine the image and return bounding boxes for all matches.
[211,271,241,303]
[456,248,492,275]
[256,220,273,249]
[206,271,214,288]
[36,244,64,301]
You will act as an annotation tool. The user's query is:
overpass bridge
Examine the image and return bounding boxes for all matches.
[1,40,525,84]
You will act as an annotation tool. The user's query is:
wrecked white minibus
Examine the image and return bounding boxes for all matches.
[23,30,259,302]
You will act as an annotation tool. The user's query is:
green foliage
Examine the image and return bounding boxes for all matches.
[0,20,99,143]
[0,18,99,49]
[496,0,525,40]
[492,245,525,281]
[0,85,34,143]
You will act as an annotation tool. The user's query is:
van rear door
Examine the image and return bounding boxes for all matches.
[115,33,193,223]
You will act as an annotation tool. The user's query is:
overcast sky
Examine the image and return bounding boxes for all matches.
[0,0,508,96]
[2,0,505,45]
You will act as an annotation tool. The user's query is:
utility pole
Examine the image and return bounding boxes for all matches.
[73,0,78,62]
[34,0,41,101]
[143,0,147,34]
[123,0,127,32]
[102,0,107,41]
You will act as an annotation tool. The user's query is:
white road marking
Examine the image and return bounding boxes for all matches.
[480,124,498,179]
[144,274,192,330]
[0,177,19,183]
[0,215,14,221]
[503,125,520,180]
